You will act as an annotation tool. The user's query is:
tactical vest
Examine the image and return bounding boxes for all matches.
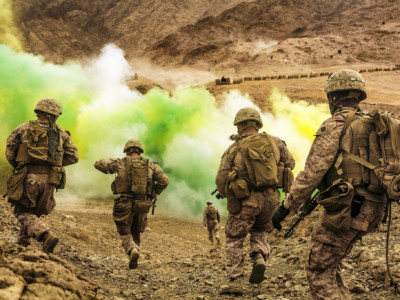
[112,156,152,196]
[236,133,279,189]
[15,121,64,167]
[206,206,218,221]
[321,110,385,194]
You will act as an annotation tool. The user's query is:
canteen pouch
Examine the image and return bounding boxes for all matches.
[318,181,354,233]
[133,200,152,214]
[225,185,241,215]
[6,166,28,204]
[229,178,250,199]
[49,166,66,189]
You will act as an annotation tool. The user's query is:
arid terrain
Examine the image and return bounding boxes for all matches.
[1,0,400,299]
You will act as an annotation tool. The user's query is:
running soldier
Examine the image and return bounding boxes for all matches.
[273,69,388,299]
[203,200,221,245]
[94,139,169,269]
[216,107,295,294]
[6,98,79,253]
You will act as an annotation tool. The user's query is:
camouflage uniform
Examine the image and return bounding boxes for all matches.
[203,205,220,243]
[6,120,78,245]
[287,109,385,300]
[216,133,295,279]
[94,157,169,255]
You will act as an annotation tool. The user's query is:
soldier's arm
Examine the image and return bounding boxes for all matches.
[203,208,207,226]
[5,125,23,168]
[152,163,169,195]
[275,137,295,170]
[215,145,236,197]
[61,131,79,166]
[286,116,344,211]
[94,159,119,174]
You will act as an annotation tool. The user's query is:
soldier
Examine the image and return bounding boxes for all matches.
[94,139,169,269]
[273,69,387,299]
[203,199,221,245]
[216,107,295,294]
[5,98,79,253]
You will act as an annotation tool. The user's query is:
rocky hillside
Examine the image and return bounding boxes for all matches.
[12,0,252,63]
[11,0,400,73]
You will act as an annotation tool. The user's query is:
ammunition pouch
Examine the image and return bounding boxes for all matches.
[318,181,354,233]
[225,185,241,215]
[277,163,294,193]
[133,199,152,214]
[111,177,131,195]
[6,166,28,204]
[229,178,250,199]
[49,166,66,189]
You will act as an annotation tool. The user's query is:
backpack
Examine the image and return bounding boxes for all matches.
[128,157,149,195]
[340,110,400,200]
[238,133,278,188]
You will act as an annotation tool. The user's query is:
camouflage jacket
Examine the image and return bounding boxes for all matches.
[94,156,169,196]
[203,205,220,224]
[215,132,295,197]
[6,120,79,168]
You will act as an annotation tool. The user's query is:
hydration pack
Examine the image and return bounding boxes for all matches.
[238,133,279,188]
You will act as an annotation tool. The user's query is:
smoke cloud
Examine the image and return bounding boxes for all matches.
[0,43,329,220]
[0,0,22,50]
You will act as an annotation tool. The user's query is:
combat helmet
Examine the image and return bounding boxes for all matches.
[206,200,213,205]
[325,69,367,101]
[233,107,263,128]
[124,139,144,154]
[34,98,63,116]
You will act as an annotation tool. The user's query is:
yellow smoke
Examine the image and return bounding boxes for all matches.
[262,88,330,174]
[0,0,22,50]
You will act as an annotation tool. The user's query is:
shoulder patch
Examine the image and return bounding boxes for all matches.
[315,125,329,136]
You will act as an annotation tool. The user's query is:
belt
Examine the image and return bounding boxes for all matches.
[120,193,147,200]
[27,165,51,174]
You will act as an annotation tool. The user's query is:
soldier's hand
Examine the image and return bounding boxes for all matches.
[272,205,290,231]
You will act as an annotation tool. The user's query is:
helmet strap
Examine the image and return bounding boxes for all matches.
[238,121,260,134]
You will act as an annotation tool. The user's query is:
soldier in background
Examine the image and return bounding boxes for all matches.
[216,107,295,294]
[203,199,221,245]
[273,69,387,299]
[94,139,169,269]
[6,98,79,253]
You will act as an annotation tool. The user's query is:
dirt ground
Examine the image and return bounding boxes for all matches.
[1,193,399,300]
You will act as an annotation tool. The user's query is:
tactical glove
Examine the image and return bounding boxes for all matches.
[272,205,290,231]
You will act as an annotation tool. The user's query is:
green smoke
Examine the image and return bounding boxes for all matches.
[0,44,228,218]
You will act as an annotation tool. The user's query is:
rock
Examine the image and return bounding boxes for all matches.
[205,280,214,286]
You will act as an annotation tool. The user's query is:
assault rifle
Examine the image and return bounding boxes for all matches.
[211,189,223,200]
[284,191,320,239]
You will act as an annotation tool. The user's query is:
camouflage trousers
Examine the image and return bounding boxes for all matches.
[225,189,279,279]
[207,220,219,243]
[113,196,149,254]
[14,173,56,245]
[306,200,385,300]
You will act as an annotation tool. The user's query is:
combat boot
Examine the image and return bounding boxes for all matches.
[249,252,266,284]
[128,247,140,269]
[220,278,243,295]
[17,234,31,247]
[42,232,58,253]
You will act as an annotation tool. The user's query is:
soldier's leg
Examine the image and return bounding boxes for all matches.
[225,205,257,279]
[249,190,278,258]
[207,221,214,243]
[131,213,148,248]
[113,197,136,255]
[214,222,220,245]
[14,208,50,243]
